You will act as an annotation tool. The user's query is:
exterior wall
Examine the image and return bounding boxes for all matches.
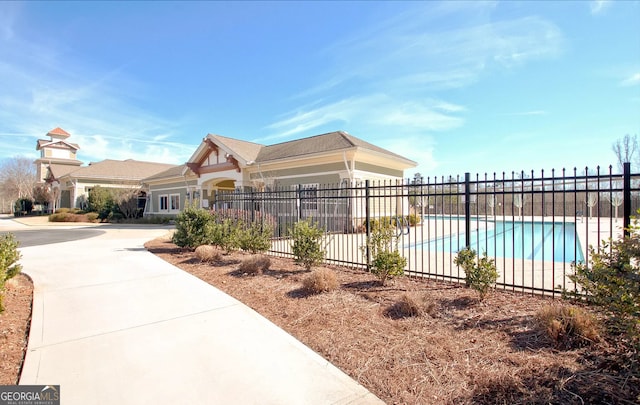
[273,173,342,189]
[37,163,47,183]
[145,179,198,216]
[249,162,346,180]
[353,162,405,178]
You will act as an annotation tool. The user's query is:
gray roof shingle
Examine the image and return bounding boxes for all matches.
[63,159,177,181]
[255,131,413,163]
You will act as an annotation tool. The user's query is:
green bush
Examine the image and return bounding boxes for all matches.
[365,215,420,232]
[454,247,499,300]
[0,233,22,312]
[361,220,406,285]
[371,250,406,285]
[172,205,215,249]
[238,222,273,254]
[568,218,640,341]
[290,219,325,270]
[407,213,421,227]
[88,186,115,220]
[55,208,71,214]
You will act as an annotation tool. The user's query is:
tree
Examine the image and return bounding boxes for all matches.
[612,134,638,172]
[114,188,141,219]
[87,186,115,219]
[33,184,52,211]
[586,192,598,218]
[408,173,425,215]
[0,156,37,202]
[513,194,524,217]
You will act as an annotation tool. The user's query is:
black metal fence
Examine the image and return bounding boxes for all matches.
[211,163,639,296]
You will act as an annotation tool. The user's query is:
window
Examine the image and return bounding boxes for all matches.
[298,184,318,212]
[170,194,180,211]
[159,195,168,211]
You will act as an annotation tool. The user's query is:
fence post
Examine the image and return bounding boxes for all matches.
[365,180,371,270]
[464,172,471,248]
[250,189,255,223]
[297,184,302,221]
[624,162,631,237]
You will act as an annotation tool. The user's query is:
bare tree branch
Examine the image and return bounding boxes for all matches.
[612,134,638,171]
[0,156,37,201]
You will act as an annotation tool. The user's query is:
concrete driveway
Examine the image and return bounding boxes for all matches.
[1,215,382,404]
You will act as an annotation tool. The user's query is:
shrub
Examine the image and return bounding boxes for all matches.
[55,208,71,214]
[536,304,600,349]
[108,212,124,222]
[454,247,499,300]
[220,218,243,252]
[302,268,339,294]
[49,212,72,222]
[407,213,421,227]
[238,222,273,254]
[86,212,99,222]
[290,219,325,270]
[238,255,271,275]
[371,250,406,285]
[194,245,220,262]
[88,186,116,219]
[387,293,436,318]
[172,204,215,249]
[362,220,406,285]
[212,208,277,231]
[49,212,95,223]
[0,233,22,312]
[73,214,89,222]
[568,218,640,341]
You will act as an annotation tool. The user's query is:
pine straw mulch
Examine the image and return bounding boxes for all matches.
[145,236,639,405]
[0,273,33,385]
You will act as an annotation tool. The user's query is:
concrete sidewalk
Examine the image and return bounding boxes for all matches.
[11,220,383,404]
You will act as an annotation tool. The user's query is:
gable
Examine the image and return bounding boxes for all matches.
[186,137,245,176]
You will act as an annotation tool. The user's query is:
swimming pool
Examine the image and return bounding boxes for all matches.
[413,220,585,263]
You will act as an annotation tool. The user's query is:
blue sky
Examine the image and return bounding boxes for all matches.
[0,1,638,178]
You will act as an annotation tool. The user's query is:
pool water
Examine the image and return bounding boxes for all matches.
[416,220,585,263]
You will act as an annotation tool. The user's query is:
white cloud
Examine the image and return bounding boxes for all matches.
[621,72,640,87]
[265,95,465,140]
[373,102,464,131]
[590,0,612,15]
[322,9,563,92]
[272,4,564,160]
[504,110,548,116]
